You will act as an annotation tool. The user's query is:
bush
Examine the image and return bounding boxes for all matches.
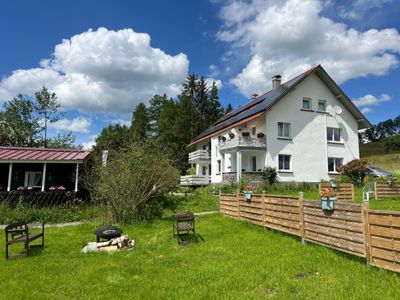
[93,142,180,224]
[186,166,196,175]
[384,135,400,153]
[262,167,278,185]
[339,158,369,185]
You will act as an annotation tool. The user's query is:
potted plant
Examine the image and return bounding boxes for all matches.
[242,132,250,137]
[243,185,254,200]
[221,136,226,142]
[320,188,337,210]
[229,132,235,139]
[257,132,265,138]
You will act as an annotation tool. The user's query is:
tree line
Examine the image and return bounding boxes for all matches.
[360,114,400,142]
[95,74,233,173]
[0,87,75,148]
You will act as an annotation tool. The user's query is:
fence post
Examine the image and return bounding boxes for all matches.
[351,184,355,202]
[262,192,266,228]
[299,192,306,245]
[236,191,240,220]
[374,181,378,200]
[361,200,371,264]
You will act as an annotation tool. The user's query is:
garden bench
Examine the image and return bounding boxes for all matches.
[172,212,195,244]
[5,222,44,259]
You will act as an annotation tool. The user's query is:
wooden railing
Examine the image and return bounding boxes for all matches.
[220,193,400,273]
[374,182,400,199]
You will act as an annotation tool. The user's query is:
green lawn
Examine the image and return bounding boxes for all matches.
[1,214,400,299]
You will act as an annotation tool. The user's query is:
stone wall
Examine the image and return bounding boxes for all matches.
[222,172,263,184]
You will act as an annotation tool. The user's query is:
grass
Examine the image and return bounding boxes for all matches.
[1,214,400,299]
[163,194,219,216]
[360,141,400,176]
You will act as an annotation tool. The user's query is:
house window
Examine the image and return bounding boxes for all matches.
[202,144,207,150]
[328,157,343,173]
[278,155,291,171]
[278,122,291,138]
[302,98,311,110]
[251,156,257,172]
[318,100,326,112]
[327,127,341,142]
[24,171,42,188]
[202,166,207,176]
[251,126,256,136]
[217,160,221,173]
[209,164,212,175]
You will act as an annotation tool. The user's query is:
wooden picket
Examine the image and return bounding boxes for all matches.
[219,193,400,273]
[374,182,400,200]
[319,183,354,202]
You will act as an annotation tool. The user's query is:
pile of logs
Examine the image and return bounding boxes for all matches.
[82,235,134,253]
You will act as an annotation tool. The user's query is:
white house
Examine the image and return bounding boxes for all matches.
[180,65,371,186]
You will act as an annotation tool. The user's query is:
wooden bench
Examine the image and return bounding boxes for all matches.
[172,212,195,244]
[5,222,44,259]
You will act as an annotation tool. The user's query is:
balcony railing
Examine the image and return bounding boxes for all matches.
[188,150,211,163]
[219,136,267,152]
[180,175,210,186]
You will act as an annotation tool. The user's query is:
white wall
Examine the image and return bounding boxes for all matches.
[265,73,360,182]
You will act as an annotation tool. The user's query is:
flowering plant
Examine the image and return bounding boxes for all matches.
[320,188,336,198]
[49,186,67,191]
[49,186,56,191]
[17,186,25,191]
[243,185,254,192]
[58,186,66,190]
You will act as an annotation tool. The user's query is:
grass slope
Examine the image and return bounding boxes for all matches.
[1,215,400,299]
[360,141,400,176]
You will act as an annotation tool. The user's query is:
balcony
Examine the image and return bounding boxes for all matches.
[188,150,211,163]
[180,175,210,186]
[219,136,267,153]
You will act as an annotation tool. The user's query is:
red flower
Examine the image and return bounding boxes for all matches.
[243,185,254,191]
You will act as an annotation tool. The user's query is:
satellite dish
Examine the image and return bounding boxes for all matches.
[334,105,343,115]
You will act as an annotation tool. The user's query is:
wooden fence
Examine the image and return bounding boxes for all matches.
[319,183,354,202]
[374,182,400,200]
[220,193,400,273]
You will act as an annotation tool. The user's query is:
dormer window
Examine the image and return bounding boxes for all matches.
[302,98,312,110]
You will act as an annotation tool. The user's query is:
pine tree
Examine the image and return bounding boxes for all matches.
[225,103,233,114]
[206,81,224,126]
[130,102,149,142]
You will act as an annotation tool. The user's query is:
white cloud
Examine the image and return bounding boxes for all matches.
[217,0,400,96]
[361,107,373,114]
[0,27,189,113]
[352,93,391,107]
[205,78,224,90]
[337,0,393,20]
[208,64,220,77]
[49,116,92,133]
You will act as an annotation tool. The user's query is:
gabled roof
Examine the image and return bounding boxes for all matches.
[0,147,91,162]
[189,65,371,146]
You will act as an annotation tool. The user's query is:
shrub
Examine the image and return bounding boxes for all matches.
[262,167,278,185]
[384,135,400,153]
[93,142,180,224]
[339,158,369,185]
[238,175,251,192]
[186,166,196,175]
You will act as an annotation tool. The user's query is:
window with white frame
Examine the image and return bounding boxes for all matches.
[24,172,42,188]
[328,157,343,173]
[327,127,341,142]
[217,160,221,173]
[278,122,291,138]
[302,98,312,110]
[278,155,291,171]
[251,156,257,171]
[318,100,326,112]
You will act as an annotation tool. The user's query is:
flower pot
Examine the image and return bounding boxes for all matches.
[331,182,339,188]
[229,133,235,139]
[257,132,265,138]
[321,197,336,210]
[221,136,226,142]
[244,191,253,200]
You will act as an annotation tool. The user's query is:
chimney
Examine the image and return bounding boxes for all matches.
[250,93,259,100]
[272,75,281,90]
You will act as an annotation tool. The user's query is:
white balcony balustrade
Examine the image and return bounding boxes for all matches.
[188,150,211,163]
[180,175,211,186]
[219,135,267,152]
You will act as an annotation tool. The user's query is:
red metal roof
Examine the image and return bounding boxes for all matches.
[0,147,91,162]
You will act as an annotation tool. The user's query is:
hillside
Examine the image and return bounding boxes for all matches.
[360,141,400,176]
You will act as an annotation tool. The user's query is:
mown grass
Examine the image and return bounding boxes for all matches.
[163,194,219,217]
[1,215,400,299]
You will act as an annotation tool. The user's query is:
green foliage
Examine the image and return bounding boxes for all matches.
[262,167,278,185]
[360,114,400,142]
[94,124,130,154]
[186,166,196,175]
[93,142,179,224]
[238,175,251,192]
[339,158,369,185]
[130,102,150,142]
[0,203,102,224]
[384,135,400,153]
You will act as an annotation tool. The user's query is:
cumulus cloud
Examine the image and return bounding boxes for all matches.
[337,0,393,21]
[217,0,400,96]
[361,107,373,114]
[352,93,391,107]
[49,116,92,133]
[0,27,189,113]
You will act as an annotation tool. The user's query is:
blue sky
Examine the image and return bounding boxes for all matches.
[0,0,399,148]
